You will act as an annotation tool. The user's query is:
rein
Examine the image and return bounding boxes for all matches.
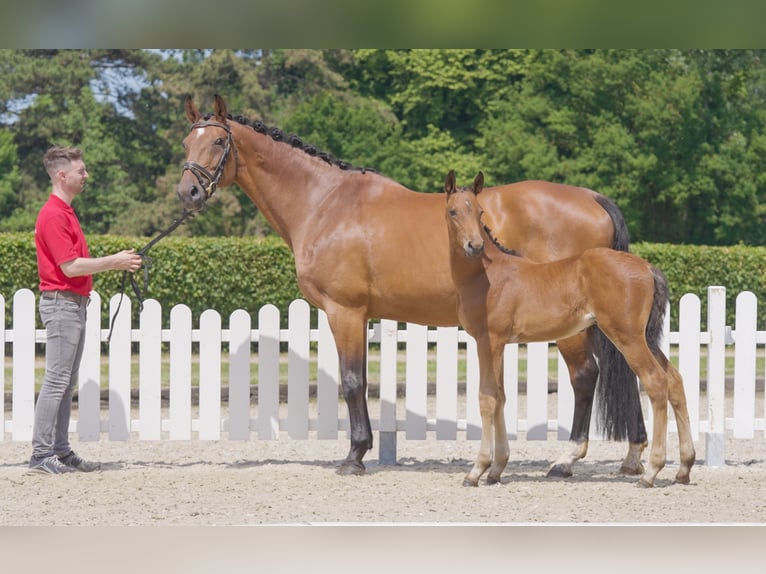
[106,209,195,343]
[106,119,233,342]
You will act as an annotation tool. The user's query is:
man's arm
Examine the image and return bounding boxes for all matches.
[59,249,143,277]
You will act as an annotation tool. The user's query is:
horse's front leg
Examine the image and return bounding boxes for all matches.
[326,307,373,476]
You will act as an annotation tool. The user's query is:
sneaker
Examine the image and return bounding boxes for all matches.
[58,451,101,472]
[29,455,73,475]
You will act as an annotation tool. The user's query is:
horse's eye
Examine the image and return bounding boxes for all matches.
[448,210,457,217]
[214,138,224,146]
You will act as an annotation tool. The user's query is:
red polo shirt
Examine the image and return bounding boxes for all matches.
[35,194,93,297]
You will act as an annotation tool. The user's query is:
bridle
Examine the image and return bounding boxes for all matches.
[182,119,235,201]
[106,119,235,342]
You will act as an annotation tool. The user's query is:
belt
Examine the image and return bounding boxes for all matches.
[41,290,90,306]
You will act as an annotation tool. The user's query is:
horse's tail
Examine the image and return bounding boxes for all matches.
[594,193,630,252]
[593,192,647,442]
[646,266,669,356]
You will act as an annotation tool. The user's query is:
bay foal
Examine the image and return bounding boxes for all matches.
[445,171,695,487]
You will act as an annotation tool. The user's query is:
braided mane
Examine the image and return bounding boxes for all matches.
[483,224,521,257]
[201,112,377,175]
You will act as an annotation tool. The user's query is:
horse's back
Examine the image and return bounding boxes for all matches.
[479,181,617,261]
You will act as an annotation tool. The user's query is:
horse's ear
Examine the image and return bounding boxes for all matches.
[472,171,485,195]
[185,96,202,123]
[444,170,457,196]
[213,94,228,122]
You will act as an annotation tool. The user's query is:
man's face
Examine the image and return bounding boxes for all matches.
[60,159,89,194]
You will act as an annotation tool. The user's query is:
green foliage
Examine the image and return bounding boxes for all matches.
[3,49,766,246]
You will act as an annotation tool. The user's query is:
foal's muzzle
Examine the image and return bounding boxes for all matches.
[465,239,485,258]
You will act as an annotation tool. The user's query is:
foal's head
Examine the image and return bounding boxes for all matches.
[444,170,485,258]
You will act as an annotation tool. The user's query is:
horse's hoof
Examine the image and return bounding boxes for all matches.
[486,475,501,486]
[617,464,643,476]
[462,478,479,487]
[636,478,654,488]
[546,464,572,478]
[336,461,365,476]
[673,474,691,485]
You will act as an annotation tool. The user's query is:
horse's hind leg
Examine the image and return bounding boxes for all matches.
[547,335,598,477]
[548,332,646,478]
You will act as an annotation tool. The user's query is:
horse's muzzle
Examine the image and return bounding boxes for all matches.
[177,182,206,212]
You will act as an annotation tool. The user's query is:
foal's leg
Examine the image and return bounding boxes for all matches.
[659,358,696,484]
[464,336,504,487]
[624,356,669,488]
[326,306,373,475]
[486,339,510,485]
[548,332,646,478]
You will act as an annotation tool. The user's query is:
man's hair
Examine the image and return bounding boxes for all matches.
[43,145,83,178]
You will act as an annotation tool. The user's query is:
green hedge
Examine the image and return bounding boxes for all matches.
[1,232,302,328]
[3,232,766,329]
[631,242,766,329]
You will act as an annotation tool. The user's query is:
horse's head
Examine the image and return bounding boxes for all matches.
[444,170,485,259]
[177,94,237,212]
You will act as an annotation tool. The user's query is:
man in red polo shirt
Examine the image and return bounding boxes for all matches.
[30,145,143,475]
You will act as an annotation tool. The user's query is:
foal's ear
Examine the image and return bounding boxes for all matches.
[444,170,457,196]
[213,94,228,122]
[185,96,202,123]
[472,172,485,195]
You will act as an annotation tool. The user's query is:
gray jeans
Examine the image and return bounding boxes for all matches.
[31,295,87,459]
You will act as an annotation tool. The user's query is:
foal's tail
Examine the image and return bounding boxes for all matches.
[593,192,647,442]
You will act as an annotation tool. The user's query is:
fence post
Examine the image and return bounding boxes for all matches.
[678,293,701,440]
[405,322,428,440]
[78,291,103,440]
[316,309,339,439]
[12,290,35,441]
[138,298,162,440]
[706,286,726,466]
[227,309,252,440]
[287,299,310,440]
[169,304,192,440]
[378,319,398,464]
[435,326,459,440]
[199,309,222,440]
[733,291,757,439]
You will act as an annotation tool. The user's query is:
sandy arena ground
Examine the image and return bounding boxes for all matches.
[1,429,765,526]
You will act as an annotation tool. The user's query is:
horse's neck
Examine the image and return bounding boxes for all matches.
[233,126,340,249]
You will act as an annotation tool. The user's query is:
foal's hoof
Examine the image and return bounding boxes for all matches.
[673,474,691,485]
[462,478,479,487]
[636,478,654,488]
[546,464,573,478]
[486,475,501,486]
[336,461,365,476]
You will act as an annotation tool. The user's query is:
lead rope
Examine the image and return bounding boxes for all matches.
[106,209,196,343]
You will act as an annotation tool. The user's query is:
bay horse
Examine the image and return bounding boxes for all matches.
[444,170,695,487]
[176,94,647,477]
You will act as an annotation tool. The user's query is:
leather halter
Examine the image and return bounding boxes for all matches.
[182,120,235,201]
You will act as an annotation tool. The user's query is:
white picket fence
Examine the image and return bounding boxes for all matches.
[2,286,765,466]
